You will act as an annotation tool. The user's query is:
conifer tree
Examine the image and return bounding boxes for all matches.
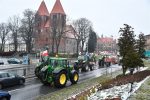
[137,33,146,58]
[88,28,97,53]
[118,24,143,75]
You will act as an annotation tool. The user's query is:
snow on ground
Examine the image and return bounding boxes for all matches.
[88,67,149,100]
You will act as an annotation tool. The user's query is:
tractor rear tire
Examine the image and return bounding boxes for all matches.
[89,64,94,71]
[70,71,79,84]
[40,71,49,85]
[54,71,67,88]
[74,63,79,72]
[82,64,89,72]
[35,67,40,78]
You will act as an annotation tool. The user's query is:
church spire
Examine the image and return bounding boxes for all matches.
[50,0,65,15]
[37,0,49,16]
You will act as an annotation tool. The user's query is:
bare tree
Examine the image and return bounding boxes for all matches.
[8,15,20,52]
[50,14,66,54]
[72,18,92,54]
[0,23,9,52]
[20,9,35,53]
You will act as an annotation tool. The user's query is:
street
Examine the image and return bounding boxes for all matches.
[3,65,121,100]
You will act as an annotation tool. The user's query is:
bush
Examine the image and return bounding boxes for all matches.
[0,51,15,56]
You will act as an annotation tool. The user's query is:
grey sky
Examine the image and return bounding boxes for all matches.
[0,0,150,38]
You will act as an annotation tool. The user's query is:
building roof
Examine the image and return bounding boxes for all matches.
[37,1,49,16]
[97,37,114,43]
[50,0,65,15]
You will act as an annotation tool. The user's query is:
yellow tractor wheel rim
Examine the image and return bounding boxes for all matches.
[74,74,78,81]
[60,74,66,85]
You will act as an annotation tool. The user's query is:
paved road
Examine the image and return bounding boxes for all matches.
[4,65,121,100]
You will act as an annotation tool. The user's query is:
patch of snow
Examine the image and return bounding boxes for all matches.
[88,76,150,100]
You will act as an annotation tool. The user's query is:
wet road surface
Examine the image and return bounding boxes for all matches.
[4,65,121,100]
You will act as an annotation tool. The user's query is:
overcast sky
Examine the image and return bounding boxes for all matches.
[0,0,150,38]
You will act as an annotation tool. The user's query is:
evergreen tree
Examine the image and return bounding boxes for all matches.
[88,29,97,53]
[118,24,143,75]
[137,33,146,58]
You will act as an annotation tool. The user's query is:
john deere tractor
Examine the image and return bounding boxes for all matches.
[35,57,79,88]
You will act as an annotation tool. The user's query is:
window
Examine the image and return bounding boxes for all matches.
[0,73,8,78]
[8,73,15,78]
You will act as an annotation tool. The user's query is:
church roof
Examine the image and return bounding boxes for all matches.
[37,1,49,16]
[50,0,65,15]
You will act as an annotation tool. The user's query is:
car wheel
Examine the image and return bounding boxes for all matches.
[19,80,24,85]
[0,83,3,89]
[1,97,7,100]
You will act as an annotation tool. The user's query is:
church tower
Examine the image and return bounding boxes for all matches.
[50,0,66,32]
[34,0,50,50]
[50,0,66,53]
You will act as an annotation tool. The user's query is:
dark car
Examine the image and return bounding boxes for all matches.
[0,60,4,65]
[7,58,22,64]
[0,90,11,100]
[0,72,25,89]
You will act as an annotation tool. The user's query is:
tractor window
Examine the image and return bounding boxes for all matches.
[50,59,67,67]
[54,60,58,67]
[50,60,58,67]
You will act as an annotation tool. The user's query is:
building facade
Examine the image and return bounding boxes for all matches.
[144,34,150,50]
[34,0,77,54]
[96,36,117,54]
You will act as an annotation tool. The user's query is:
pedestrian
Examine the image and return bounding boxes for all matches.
[28,57,30,65]
[129,68,134,75]
[101,56,105,67]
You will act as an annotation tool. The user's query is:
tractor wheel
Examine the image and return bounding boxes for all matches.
[40,72,49,85]
[74,63,79,72]
[54,71,67,88]
[74,66,79,72]
[35,67,40,78]
[70,71,79,84]
[82,64,89,72]
[41,80,49,85]
[89,64,94,71]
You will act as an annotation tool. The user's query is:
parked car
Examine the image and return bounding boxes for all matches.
[0,90,11,100]
[0,60,4,65]
[0,71,25,89]
[7,58,22,64]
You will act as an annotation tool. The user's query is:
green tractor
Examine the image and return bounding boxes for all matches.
[73,54,95,72]
[35,57,79,88]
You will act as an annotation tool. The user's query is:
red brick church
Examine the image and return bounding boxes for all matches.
[34,0,77,54]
